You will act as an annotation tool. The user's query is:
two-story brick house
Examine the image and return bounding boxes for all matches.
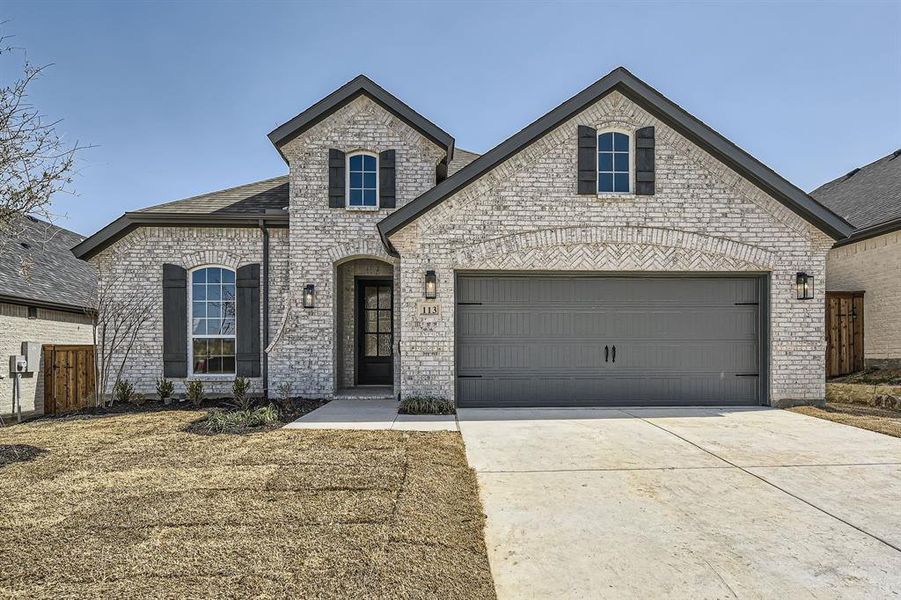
[73,68,853,407]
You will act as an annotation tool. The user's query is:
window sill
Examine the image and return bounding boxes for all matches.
[187,374,238,381]
[345,205,380,212]
[595,192,637,200]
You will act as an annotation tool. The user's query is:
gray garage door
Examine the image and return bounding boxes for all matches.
[456,275,763,407]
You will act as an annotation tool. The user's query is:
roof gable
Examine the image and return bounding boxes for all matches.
[379,67,853,245]
[268,75,455,163]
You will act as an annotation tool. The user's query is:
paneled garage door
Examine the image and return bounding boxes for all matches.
[456,274,765,407]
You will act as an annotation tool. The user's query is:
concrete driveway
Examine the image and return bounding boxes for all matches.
[458,407,901,599]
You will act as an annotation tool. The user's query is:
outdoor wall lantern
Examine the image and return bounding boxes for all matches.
[424,270,437,299]
[796,272,814,300]
[302,284,315,308]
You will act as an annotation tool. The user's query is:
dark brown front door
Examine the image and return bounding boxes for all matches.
[357,279,393,385]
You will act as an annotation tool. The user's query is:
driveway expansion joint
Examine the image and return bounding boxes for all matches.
[622,409,901,554]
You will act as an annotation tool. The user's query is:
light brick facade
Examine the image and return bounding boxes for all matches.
[827,231,901,367]
[389,91,833,406]
[0,302,94,416]
[91,227,290,397]
[85,84,839,407]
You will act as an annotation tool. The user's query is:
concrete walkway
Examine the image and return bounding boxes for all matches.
[285,399,457,431]
[458,406,901,599]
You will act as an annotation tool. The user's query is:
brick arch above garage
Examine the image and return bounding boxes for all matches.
[452,226,778,272]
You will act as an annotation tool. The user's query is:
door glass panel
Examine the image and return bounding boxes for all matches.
[378,314,391,333]
[365,334,378,357]
[378,335,391,357]
[378,286,391,309]
[365,310,378,333]
[365,286,378,309]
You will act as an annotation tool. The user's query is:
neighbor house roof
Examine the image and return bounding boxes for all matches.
[810,149,901,231]
[268,75,456,164]
[378,67,854,247]
[0,215,97,312]
[72,177,290,260]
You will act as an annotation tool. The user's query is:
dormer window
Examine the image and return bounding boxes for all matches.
[597,131,631,193]
[347,152,378,207]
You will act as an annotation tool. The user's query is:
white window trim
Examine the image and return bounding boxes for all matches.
[187,264,237,379]
[596,129,635,196]
[345,150,379,210]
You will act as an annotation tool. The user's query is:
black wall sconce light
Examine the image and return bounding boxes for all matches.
[424,270,437,299]
[796,272,814,300]
[302,283,315,308]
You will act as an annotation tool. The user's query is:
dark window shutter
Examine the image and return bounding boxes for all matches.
[379,149,396,208]
[236,263,261,377]
[577,125,597,195]
[635,126,655,195]
[162,264,187,378]
[328,149,345,208]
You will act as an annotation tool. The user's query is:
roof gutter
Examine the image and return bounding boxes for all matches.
[72,211,289,261]
[0,294,95,315]
[833,216,901,248]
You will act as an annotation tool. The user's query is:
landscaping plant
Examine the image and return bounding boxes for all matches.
[113,379,137,405]
[230,376,253,411]
[398,396,456,415]
[203,404,279,434]
[185,380,204,407]
[156,378,174,404]
[275,381,292,411]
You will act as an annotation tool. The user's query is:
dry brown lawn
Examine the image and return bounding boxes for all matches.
[0,411,496,599]
[791,403,901,438]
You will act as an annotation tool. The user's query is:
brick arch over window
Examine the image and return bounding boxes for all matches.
[453,226,777,271]
[180,249,245,271]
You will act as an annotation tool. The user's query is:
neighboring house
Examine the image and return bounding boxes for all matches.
[0,215,97,417]
[813,150,901,369]
[73,67,853,408]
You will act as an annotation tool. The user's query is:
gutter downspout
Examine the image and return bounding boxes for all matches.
[259,218,270,399]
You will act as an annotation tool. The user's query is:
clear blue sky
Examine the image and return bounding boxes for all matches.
[6,0,900,236]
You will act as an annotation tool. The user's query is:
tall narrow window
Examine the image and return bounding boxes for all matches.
[347,152,378,207]
[598,132,631,193]
[190,266,236,375]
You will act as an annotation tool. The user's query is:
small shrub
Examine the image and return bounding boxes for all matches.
[276,381,292,405]
[185,380,205,407]
[230,377,253,410]
[203,404,279,434]
[156,378,175,404]
[398,396,456,415]
[113,379,137,405]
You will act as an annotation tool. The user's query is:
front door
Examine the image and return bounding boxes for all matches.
[356,279,394,385]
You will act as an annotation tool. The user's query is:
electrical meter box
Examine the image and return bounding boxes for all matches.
[21,341,41,373]
[9,355,27,374]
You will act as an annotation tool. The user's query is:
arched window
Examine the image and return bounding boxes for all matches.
[190,266,236,375]
[597,131,631,193]
[347,152,378,207]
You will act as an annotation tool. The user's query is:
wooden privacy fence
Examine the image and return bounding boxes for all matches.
[43,345,96,414]
[825,291,865,378]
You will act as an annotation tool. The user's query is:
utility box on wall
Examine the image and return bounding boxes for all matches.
[21,341,41,374]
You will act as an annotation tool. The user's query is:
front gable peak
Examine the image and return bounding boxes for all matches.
[268,75,455,164]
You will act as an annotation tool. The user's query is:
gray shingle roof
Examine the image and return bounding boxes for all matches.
[138,175,289,214]
[447,148,480,176]
[0,215,97,311]
[810,149,901,230]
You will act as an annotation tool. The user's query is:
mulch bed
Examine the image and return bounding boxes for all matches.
[790,402,901,438]
[0,410,496,598]
[0,444,45,468]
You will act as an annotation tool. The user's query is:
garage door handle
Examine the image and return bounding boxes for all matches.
[605,345,609,363]
[612,345,616,363]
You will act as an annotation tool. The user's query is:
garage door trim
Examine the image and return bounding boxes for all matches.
[453,271,770,407]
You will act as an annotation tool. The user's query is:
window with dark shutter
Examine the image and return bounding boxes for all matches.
[328,149,346,208]
[379,149,396,208]
[577,125,597,194]
[635,126,655,195]
[162,264,188,378]
[235,263,261,377]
